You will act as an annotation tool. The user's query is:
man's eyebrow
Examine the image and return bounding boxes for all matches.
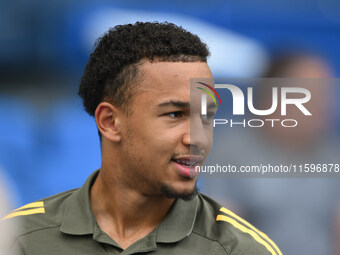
[158,100,190,108]
[207,102,218,110]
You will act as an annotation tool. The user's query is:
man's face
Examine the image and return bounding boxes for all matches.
[118,61,215,199]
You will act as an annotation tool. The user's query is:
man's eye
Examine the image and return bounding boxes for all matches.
[201,112,216,123]
[207,112,216,119]
[167,111,184,118]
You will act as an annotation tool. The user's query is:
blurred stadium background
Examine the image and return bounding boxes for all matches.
[1,0,340,208]
[1,1,340,254]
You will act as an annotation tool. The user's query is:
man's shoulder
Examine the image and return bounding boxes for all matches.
[1,188,77,238]
[194,193,281,255]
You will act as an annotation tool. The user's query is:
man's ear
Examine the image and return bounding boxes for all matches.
[95,102,123,143]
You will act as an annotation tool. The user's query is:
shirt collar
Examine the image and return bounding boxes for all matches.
[156,195,199,243]
[60,170,99,235]
[60,169,199,243]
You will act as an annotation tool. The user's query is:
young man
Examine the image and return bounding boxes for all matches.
[2,22,281,255]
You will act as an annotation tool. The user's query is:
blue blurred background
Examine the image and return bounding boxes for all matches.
[1,1,340,254]
[1,0,340,208]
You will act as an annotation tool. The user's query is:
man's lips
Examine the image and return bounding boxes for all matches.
[171,155,205,166]
[171,155,205,178]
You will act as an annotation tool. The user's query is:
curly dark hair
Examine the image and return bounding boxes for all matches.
[78,21,210,116]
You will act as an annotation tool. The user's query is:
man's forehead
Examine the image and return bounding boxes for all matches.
[141,61,212,81]
[131,61,214,106]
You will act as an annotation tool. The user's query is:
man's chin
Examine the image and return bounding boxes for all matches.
[160,182,198,201]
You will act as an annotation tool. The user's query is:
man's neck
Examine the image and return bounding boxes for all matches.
[89,170,175,250]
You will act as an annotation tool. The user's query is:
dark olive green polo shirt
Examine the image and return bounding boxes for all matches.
[2,170,281,255]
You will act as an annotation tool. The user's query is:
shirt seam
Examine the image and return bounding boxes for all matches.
[10,224,61,251]
[192,230,230,255]
[16,224,61,238]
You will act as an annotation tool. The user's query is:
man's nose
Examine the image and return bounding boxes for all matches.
[182,117,210,150]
